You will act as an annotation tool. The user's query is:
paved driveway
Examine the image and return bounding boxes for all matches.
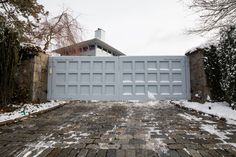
[0,101,236,157]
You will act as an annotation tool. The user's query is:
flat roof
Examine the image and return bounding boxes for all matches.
[53,38,125,56]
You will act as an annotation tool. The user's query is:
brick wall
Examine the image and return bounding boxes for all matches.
[186,50,210,103]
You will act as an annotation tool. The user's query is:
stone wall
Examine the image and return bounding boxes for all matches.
[15,53,48,103]
[186,50,210,103]
[32,53,49,103]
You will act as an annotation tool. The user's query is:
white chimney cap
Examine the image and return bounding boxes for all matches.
[95,28,105,41]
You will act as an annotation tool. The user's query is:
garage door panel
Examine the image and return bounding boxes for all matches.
[118,56,189,100]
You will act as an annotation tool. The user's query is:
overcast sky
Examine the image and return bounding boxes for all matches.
[38,0,208,56]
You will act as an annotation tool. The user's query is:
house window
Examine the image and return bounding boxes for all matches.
[89,45,95,50]
[83,47,88,52]
[97,45,102,49]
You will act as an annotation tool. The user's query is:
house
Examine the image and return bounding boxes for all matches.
[53,28,125,56]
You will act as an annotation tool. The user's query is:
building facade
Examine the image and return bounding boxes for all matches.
[53,28,125,56]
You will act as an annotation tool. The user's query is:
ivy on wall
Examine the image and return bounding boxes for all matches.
[0,21,20,106]
[203,45,225,101]
[217,26,236,106]
[203,25,236,107]
[19,43,44,62]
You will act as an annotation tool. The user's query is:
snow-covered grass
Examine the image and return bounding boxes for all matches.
[0,101,66,123]
[173,101,236,125]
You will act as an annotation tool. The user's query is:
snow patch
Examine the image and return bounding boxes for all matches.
[178,113,202,121]
[201,124,230,140]
[186,40,218,54]
[0,101,66,123]
[148,91,156,100]
[174,101,236,125]
[46,52,61,56]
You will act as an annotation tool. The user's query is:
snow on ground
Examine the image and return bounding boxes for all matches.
[201,124,231,140]
[178,113,202,122]
[0,101,66,123]
[173,101,236,125]
[200,124,236,148]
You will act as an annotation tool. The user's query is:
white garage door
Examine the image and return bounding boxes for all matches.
[47,56,190,101]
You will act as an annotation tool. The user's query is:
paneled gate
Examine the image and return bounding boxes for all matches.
[47,56,190,101]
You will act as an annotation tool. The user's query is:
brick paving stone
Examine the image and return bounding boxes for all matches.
[136,149,145,157]
[126,149,135,157]
[86,144,99,149]
[174,137,191,144]
[202,144,218,149]
[46,148,62,157]
[227,149,236,157]
[96,149,107,157]
[188,149,202,157]
[0,145,13,155]
[198,150,213,157]
[1,145,23,157]
[129,138,146,145]
[134,134,147,140]
[216,149,234,156]
[77,149,88,157]
[168,144,185,150]
[168,150,180,157]
[116,149,125,157]
[37,148,54,157]
[0,101,236,157]
[117,139,129,144]
[57,148,73,157]
[86,149,98,157]
[70,143,86,149]
[122,144,136,149]
[67,149,80,157]
[107,149,116,157]
[183,143,203,150]
[146,150,158,157]
[220,144,236,150]
[207,149,222,157]
[157,151,170,157]
[163,139,175,144]
[177,149,191,157]
[80,139,95,144]
[191,139,210,144]
[117,135,133,140]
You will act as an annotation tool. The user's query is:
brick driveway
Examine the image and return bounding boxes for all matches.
[0,101,236,157]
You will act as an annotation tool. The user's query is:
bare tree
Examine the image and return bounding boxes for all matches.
[0,0,46,41]
[186,0,236,34]
[31,9,83,51]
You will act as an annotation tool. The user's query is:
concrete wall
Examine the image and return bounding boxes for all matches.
[186,50,210,103]
[15,53,49,103]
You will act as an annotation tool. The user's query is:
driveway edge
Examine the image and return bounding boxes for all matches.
[170,101,226,121]
[0,102,69,127]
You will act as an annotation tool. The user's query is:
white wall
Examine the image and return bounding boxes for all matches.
[96,48,112,56]
[80,49,96,56]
